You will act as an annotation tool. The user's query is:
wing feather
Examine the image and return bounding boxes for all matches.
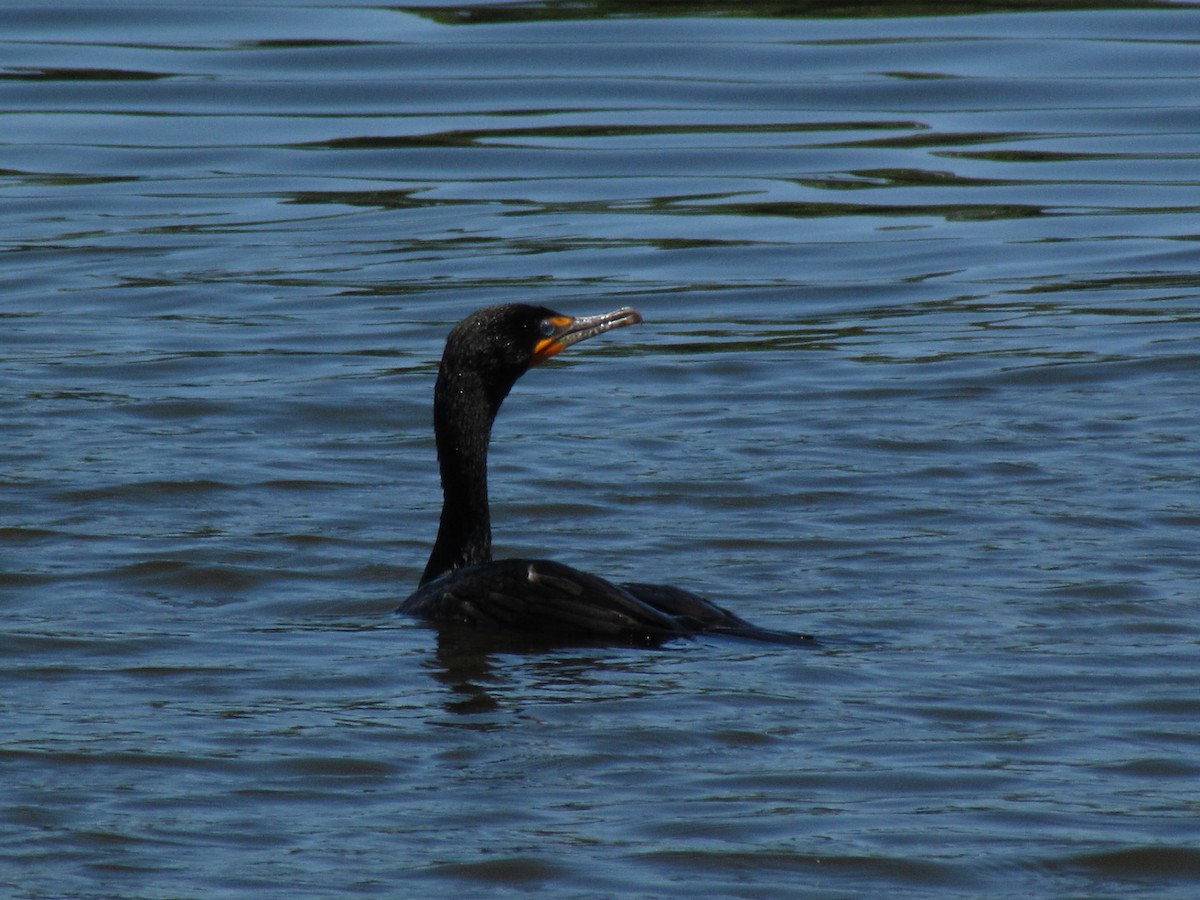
[399,559,815,646]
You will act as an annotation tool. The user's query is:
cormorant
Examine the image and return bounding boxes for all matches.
[398,303,815,646]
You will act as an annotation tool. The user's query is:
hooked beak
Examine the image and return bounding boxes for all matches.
[531,306,643,365]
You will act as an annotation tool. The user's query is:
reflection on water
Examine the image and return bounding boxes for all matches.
[3,2,1200,897]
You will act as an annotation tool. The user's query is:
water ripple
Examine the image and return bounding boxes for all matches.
[4,4,1200,898]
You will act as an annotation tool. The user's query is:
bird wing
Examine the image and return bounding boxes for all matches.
[399,558,686,644]
[621,581,817,646]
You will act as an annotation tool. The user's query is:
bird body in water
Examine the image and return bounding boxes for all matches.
[399,303,815,646]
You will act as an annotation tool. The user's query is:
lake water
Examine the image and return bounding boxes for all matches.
[3,1,1200,896]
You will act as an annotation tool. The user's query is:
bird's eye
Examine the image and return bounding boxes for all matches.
[538,320,556,337]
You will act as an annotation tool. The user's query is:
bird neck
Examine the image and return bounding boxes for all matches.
[420,365,508,584]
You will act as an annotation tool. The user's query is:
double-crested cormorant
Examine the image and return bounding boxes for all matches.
[399,303,815,646]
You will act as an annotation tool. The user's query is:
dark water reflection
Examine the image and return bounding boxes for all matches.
[4,1,1200,897]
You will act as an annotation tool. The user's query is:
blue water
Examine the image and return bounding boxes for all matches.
[3,2,1200,897]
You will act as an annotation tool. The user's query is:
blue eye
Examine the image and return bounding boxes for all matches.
[538,320,556,337]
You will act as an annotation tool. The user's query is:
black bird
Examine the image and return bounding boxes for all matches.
[398,303,815,646]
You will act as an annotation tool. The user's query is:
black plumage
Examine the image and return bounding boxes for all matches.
[398,303,814,647]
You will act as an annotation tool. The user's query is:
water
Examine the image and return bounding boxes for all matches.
[3,1,1200,896]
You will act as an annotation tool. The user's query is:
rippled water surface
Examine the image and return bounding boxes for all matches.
[4,1,1200,896]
